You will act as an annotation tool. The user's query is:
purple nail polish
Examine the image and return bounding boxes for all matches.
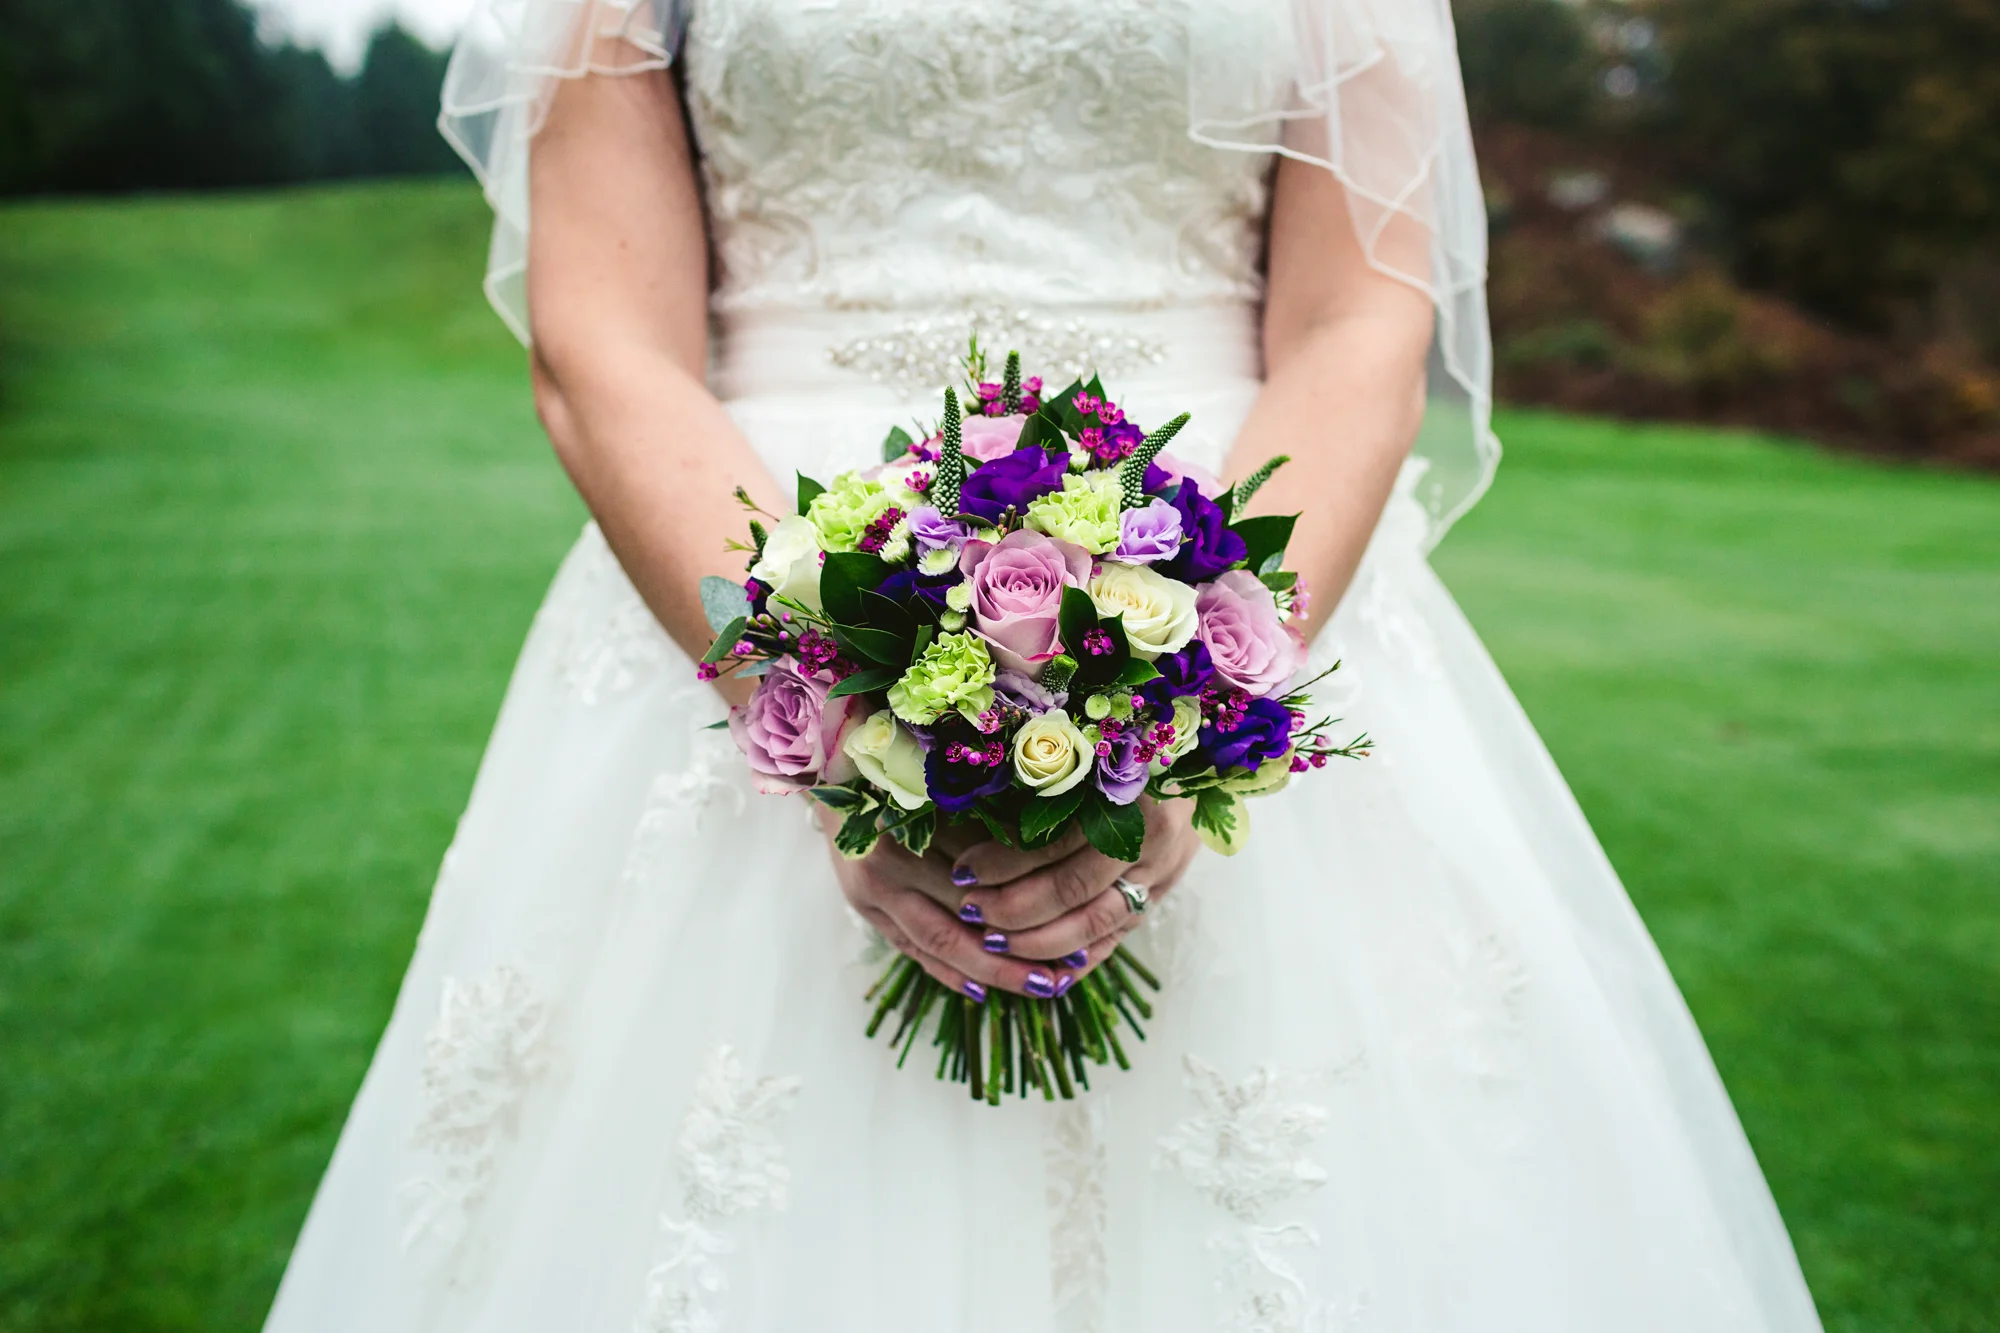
[1060,949,1088,969]
[982,931,1009,954]
[1024,971,1055,998]
[951,865,979,887]
[958,901,984,924]
[1054,974,1075,997]
[963,980,988,1003]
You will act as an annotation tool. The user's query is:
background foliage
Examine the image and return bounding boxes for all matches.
[0,0,456,195]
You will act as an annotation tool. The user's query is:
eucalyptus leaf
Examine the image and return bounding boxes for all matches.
[701,616,748,664]
[700,575,752,633]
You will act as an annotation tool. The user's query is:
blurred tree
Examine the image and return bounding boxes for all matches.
[1645,0,2000,334]
[354,25,459,177]
[0,1,458,196]
[1455,0,1597,130]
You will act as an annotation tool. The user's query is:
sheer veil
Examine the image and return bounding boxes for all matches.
[439,0,1495,544]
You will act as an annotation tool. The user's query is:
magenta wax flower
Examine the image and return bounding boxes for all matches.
[1114,496,1183,564]
[1195,571,1303,696]
[725,659,862,795]
[958,528,1091,674]
[958,413,1027,463]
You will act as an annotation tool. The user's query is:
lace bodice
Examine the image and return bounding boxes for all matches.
[679,0,1282,316]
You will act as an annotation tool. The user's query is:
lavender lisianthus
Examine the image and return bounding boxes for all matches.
[1158,480,1248,583]
[1094,731,1150,804]
[994,668,1068,713]
[1114,496,1183,564]
[1199,695,1294,772]
[957,446,1069,524]
[907,505,973,558]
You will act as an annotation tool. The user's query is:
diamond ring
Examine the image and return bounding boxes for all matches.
[1114,877,1150,915]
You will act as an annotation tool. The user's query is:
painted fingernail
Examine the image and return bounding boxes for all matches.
[1024,971,1056,998]
[963,980,988,1003]
[951,865,979,887]
[1060,949,1088,969]
[982,930,1009,954]
[958,901,984,924]
[1054,974,1076,997]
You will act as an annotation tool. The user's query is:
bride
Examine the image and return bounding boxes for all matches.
[265,1,1824,1329]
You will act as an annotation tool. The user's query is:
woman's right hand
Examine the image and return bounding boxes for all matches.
[817,808,1077,1002]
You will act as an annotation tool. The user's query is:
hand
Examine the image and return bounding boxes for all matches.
[949,796,1200,981]
[815,807,1079,1000]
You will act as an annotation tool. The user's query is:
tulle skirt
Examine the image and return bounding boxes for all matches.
[264,308,1822,1332]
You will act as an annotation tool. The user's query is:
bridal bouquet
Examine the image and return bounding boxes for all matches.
[699,343,1368,1103]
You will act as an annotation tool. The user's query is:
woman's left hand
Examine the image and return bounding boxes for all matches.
[945,795,1199,978]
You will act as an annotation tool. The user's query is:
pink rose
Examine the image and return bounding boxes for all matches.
[1195,570,1302,696]
[959,414,1027,463]
[958,528,1092,674]
[726,659,860,795]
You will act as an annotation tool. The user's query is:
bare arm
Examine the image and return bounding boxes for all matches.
[527,65,786,706]
[1223,155,1436,637]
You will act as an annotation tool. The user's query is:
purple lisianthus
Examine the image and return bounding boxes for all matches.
[924,728,1014,812]
[957,446,1068,524]
[1094,731,1150,805]
[1158,480,1248,583]
[1115,496,1184,564]
[1200,695,1294,772]
[874,566,958,612]
[907,505,973,559]
[1137,641,1215,712]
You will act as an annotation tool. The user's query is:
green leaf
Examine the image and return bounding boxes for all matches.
[835,806,883,859]
[699,574,752,633]
[884,805,937,856]
[971,797,1022,849]
[1080,794,1146,864]
[1112,659,1162,687]
[858,589,919,640]
[796,471,827,513]
[1259,570,1299,595]
[830,623,910,666]
[880,425,914,462]
[1017,412,1067,455]
[1189,788,1247,856]
[1231,513,1298,577]
[1020,785,1086,848]
[704,718,732,730]
[910,622,935,661]
[701,616,747,664]
[809,783,879,813]
[827,666,900,700]
[1071,612,1132,691]
[1057,585,1100,661]
[1047,377,1087,433]
[820,552,891,625]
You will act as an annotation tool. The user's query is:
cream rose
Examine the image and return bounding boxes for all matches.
[842,709,930,810]
[1087,561,1198,660]
[749,514,824,613]
[1011,710,1091,796]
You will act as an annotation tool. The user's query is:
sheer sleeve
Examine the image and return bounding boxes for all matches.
[1188,0,1499,548]
[439,0,686,343]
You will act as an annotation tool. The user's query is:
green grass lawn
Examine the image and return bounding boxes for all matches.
[1,181,1995,1332]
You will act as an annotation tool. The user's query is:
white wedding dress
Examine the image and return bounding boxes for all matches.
[264,2,1825,1330]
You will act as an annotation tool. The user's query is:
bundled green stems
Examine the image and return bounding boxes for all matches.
[864,947,1163,1104]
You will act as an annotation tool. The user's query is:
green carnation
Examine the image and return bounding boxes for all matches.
[807,471,900,552]
[1024,472,1122,554]
[887,631,997,726]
